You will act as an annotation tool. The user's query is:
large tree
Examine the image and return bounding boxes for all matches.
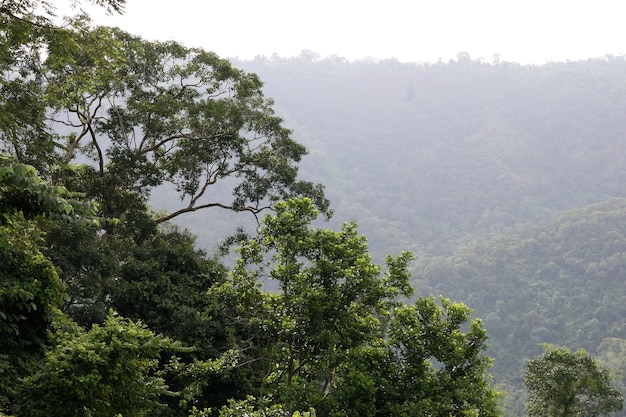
[15,312,185,417]
[207,198,499,416]
[3,0,328,330]
[524,345,623,417]
[0,160,98,410]
[2,0,328,245]
[3,15,328,227]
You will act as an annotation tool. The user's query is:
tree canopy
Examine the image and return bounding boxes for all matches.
[524,345,623,417]
[3,1,329,235]
[15,312,184,417]
[205,198,499,416]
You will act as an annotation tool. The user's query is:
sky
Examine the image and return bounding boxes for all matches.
[57,0,625,65]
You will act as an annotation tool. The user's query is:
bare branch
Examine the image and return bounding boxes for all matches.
[138,132,191,154]
[155,202,268,224]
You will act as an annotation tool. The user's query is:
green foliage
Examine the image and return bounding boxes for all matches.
[0,1,126,170]
[211,398,314,417]
[0,216,65,408]
[187,55,626,417]
[411,198,626,415]
[213,397,291,417]
[388,297,499,416]
[15,312,185,417]
[524,345,623,417]
[208,198,498,416]
[42,217,119,325]
[218,198,413,403]
[0,161,97,224]
[111,227,226,349]
[0,160,104,336]
[320,298,499,417]
[0,1,56,168]
[26,24,328,228]
[0,160,98,410]
[3,1,329,247]
[108,227,243,414]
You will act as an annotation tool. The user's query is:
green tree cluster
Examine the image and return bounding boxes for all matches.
[0,158,99,405]
[206,198,499,416]
[524,345,623,417]
[16,313,186,417]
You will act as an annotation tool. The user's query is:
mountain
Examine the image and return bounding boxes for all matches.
[229,54,626,257]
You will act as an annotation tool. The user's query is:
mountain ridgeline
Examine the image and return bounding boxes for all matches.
[209,54,626,415]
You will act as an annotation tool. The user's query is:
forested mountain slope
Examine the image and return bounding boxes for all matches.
[152,53,626,415]
[220,54,626,259]
[413,198,626,414]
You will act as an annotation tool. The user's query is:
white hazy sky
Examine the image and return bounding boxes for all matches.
[58,0,625,64]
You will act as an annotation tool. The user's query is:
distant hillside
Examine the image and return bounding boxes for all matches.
[225,54,626,259]
[412,198,626,415]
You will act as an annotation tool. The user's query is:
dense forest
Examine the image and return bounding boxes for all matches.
[3,1,626,416]
[414,199,626,415]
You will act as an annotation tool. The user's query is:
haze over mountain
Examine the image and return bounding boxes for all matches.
[168,53,626,254]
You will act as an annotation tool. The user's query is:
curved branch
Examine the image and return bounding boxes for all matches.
[138,132,193,154]
[154,202,268,224]
[62,96,104,164]
[0,7,51,29]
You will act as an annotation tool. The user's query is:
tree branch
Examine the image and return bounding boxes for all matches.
[155,202,267,224]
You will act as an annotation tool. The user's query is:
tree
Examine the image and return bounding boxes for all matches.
[109,227,241,414]
[322,297,500,417]
[2,8,329,328]
[0,216,65,408]
[205,198,499,416]
[15,312,186,417]
[0,161,98,409]
[110,227,226,349]
[203,198,413,413]
[4,19,328,229]
[524,345,623,417]
[385,297,500,416]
